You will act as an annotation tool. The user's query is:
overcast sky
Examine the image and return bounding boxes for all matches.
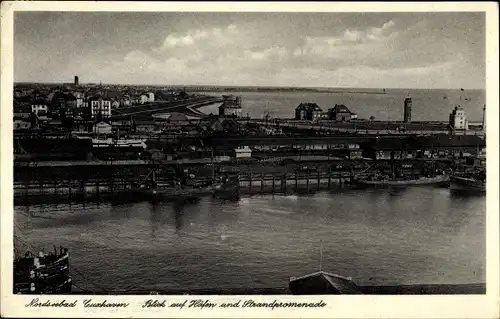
[14,12,485,89]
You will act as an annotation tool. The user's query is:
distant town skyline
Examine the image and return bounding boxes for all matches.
[15,12,486,89]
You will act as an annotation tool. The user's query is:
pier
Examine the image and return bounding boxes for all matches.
[245,119,485,136]
[13,156,453,203]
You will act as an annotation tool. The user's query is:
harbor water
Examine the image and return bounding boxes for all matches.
[14,186,485,292]
[197,89,486,122]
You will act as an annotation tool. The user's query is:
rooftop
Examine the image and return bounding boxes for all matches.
[330,104,352,114]
[289,271,363,295]
[296,102,322,112]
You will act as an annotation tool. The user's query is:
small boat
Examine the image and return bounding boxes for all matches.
[14,247,72,294]
[131,183,220,199]
[450,174,486,193]
[354,174,450,187]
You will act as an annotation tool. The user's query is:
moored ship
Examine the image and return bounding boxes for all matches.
[14,246,72,294]
[354,174,450,187]
[131,183,221,199]
[450,154,486,193]
[450,174,486,193]
[130,164,225,200]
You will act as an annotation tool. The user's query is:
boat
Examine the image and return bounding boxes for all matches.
[131,183,221,199]
[130,162,223,200]
[354,174,450,187]
[353,156,450,187]
[14,246,72,294]
[92,138,147,149]
[450,174,486,193]
[449,153,486,193]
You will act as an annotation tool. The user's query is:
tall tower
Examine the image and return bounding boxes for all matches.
[482,104,486,130]
[403,96,412,123]
[74,76,79,85]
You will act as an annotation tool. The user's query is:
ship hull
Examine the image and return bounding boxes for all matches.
[354,175,449,187]
[450,176,486,193]
[14,252,72,294]
[131,186,217,200]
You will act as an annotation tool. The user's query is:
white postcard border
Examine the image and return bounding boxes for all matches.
[1,2,498,318]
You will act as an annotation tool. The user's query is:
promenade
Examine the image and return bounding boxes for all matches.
[111,96,222,119]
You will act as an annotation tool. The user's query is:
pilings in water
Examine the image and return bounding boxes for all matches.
[238,172,354,195]
[15,172,353,202]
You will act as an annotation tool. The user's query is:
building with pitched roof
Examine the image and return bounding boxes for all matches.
[295,103,323,121]
[219,95,243,118]
[328,104,353,122]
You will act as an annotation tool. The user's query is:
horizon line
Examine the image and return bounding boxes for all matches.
[13,81,485,91]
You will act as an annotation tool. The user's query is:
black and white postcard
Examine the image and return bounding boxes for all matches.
[1,1,498,318]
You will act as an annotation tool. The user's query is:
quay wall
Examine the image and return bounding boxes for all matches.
[13,157,454,203]
[14,171,360,203]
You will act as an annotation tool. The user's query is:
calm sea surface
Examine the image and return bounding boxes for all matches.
[15,187,485,292]
[197,89,486,122]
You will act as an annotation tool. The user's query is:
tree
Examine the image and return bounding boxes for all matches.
[370,116,375,121]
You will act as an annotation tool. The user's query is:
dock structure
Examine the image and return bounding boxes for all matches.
[13,156,454,203]
[244,119,485,136]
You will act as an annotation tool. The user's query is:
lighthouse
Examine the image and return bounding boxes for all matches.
[403,95,412,123]
[482,104,486,130]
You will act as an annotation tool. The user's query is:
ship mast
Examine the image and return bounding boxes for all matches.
[319,240,323,272]
[211,147,215,181]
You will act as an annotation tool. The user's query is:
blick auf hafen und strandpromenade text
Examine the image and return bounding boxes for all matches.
[25,298,327,310]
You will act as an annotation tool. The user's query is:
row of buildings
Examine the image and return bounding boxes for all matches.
[13,77,202,126]
[293,97,484,134]
[204,134,486,161]
[295,103,358,122]
[15,112,246,137]
[15,92,156,119]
